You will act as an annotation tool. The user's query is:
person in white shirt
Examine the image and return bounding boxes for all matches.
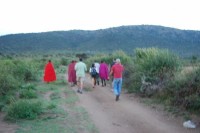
[94,61,100,85]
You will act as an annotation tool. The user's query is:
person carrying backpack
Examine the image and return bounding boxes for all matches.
[89,63,97,88]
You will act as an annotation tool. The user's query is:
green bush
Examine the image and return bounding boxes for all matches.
[3,95,17,104]
[47,103,57,109]
[126,48,181,95]
[60,58,69,66]
[185,94,200,112]
[19,89,37,99]
[134,48,180,81]
[0,59,39,96]
[21,83,36,90]
[13,60,38,81]
[123,61,142,93]
[0,74,19,96]
[6,99,42,120]
[0,60,20,95]
[19,84,37,99]
[0,102,5,111]
[163,66,200,112]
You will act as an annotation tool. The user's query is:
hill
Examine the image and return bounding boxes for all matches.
[0,25,200,57]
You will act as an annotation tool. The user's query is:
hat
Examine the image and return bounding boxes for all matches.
[116,58,120,63]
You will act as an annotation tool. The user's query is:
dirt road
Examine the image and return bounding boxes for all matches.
[74,75,199,133]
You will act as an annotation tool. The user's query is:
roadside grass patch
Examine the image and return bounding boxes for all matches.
[5,99,42,120]
[49,92,61,100]
[19,89,37,99]
[46,102,57,110]
[63,89,79,104]
[15,78,98,133]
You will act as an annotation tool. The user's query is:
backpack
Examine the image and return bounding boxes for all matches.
[90,67,97,77]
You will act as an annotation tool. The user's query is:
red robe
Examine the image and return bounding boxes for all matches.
[43,62,56,82]
[99,63,109,80]
[68,62,76,83]
[71,62,77,83]
[68,62,73,82]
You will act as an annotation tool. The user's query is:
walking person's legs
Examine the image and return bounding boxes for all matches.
[101,78,104,86]
[79,78,84,93]
[111,76,114,91]
[113,79,119,101]
[103,79,106,86]
[76,77,80,92]
[117,78,122,100]
[96,73,99,85]
[92,77,96,88]
[77,77,84,94]
[113,78,122,101]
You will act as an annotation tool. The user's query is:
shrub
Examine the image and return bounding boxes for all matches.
[19,89,37,99]
[60,58,69,66]
[134,48,180,81]
[163,66,200,112]
[47,103,57,109]
[123,61,142,93]
[132,48,180,96]
[13,60,38,81]
[6,99,42,120]
[185,94,200,112]
[0,102,5,111]
[0,74,19,96]
[21,83,36,90]
[3,95,17,104]
[0,60,19,95]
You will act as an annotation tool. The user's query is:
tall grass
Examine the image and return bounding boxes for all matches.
[123,48,181,94]
[134,48,180,82]
[6,99,42,120]
[162,66,200,112]
[0,59,40,96]
[0,60,20,95]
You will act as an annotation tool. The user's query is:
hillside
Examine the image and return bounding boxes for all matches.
[0,25,200,56]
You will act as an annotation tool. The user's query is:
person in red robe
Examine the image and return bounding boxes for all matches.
[67,60,77,86]
[68,61,73,83]
[71,60,77,85]
[43,60,56,83]
[99,60,109,87]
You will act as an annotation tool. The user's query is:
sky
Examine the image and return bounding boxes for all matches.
[0,0,200,35]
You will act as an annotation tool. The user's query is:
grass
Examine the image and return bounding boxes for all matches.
[16,106,98,133]
[15,67,98,133]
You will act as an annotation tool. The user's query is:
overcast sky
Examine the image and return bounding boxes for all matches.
[0,0,200,35]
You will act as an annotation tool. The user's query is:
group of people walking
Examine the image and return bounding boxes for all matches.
[89,60,109,88]
[43,58,124,101]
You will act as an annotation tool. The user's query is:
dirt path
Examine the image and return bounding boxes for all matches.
[0,113,18,133]
[72,75,199,133]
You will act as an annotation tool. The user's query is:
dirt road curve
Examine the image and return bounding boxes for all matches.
[74,75,199,133]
